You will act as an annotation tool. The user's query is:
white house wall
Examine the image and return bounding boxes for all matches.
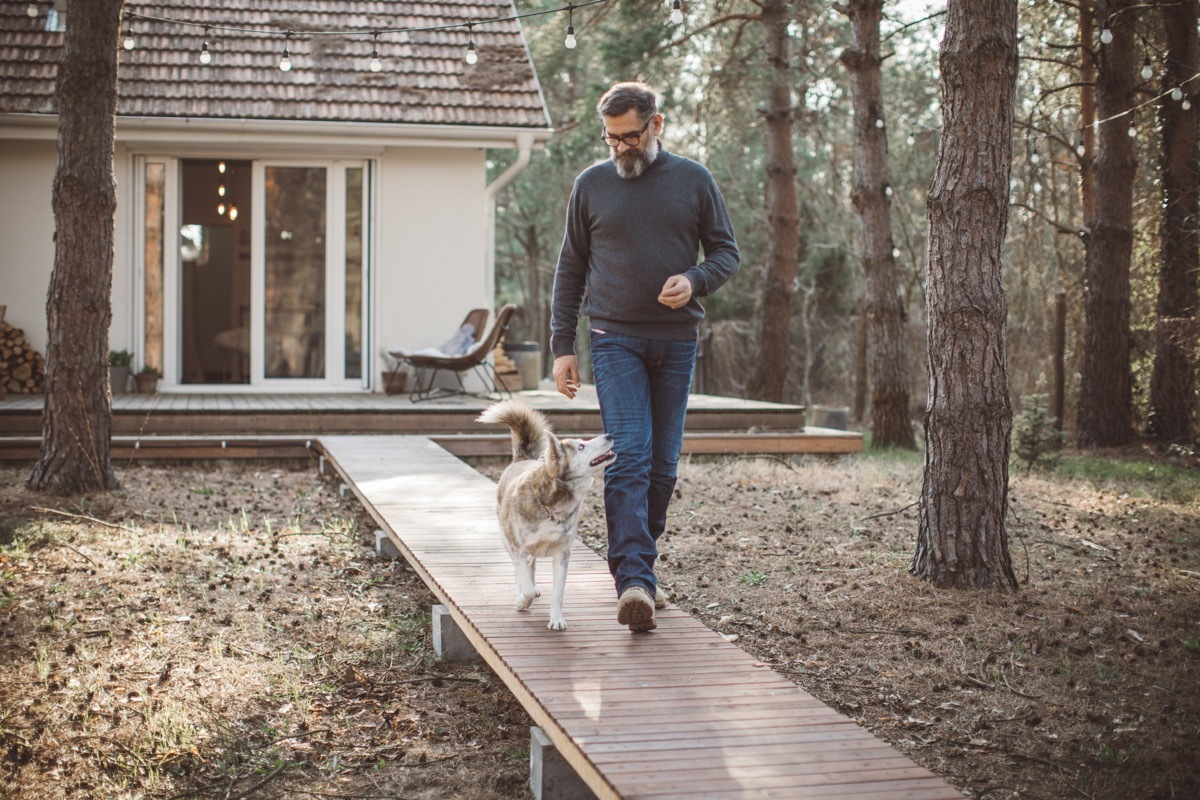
[0,139,56,355]
[375,146,491,387]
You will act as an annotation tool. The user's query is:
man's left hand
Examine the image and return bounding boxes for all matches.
[658,274,693,309]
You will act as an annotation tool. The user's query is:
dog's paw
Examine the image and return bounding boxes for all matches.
[547,617,568,631]
[534,587,542,597]
[515,594,535,611]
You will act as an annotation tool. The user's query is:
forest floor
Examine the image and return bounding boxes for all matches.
[0,443,1197,800]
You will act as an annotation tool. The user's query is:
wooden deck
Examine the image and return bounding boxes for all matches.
[0,387,863,458]
[319,435,960,800]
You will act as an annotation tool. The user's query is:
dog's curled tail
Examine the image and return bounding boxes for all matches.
[477,399,551,462]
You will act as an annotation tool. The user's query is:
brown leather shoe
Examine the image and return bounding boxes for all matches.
[617,586,657,632]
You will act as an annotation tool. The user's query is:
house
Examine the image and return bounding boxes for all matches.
[0,0,552,392]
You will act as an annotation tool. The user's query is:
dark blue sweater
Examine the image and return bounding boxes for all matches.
[550,147,740,357]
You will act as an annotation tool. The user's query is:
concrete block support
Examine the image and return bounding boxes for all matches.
[374,529,402,560]
[529,726,597,800]
[432,604,479,662]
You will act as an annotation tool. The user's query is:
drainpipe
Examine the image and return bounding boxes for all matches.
[483,132,535,308]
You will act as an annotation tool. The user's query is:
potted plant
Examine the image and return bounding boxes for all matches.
[108,350,133,394]
[135,364,161,394]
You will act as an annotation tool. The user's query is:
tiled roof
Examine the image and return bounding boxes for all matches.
[0,0,550,129]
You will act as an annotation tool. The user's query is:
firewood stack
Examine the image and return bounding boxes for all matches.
[0,321,46,396]
[492,343,522,391]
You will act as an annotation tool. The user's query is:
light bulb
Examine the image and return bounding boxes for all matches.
[370,50,382,72]
[1127,124,1137,138]
[1141,60,1152,80]
[884,185,893,197]
[1184,99,1193,110]
[218,184,226,197]
[906,134,915,146]
[280,48,291,72]
[671,0,683,24]
[26,4,38,17]
[1172,87,1184,101]
[123,30,135,50]
[1100,28,1113,44]
[1031,151,1040,164]
[218,161,226,174]
[217,202,226,216]
[892,247,901,258]
[228,205,238,221]
[565,25,577,49]
[875,118,884,129]
[1076,144,1086,157]
[200,41,211,64]
[466,40,477,64]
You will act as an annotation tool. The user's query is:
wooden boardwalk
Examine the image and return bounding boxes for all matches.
[319,435,960,800]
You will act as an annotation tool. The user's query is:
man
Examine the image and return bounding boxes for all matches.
[550,81,740,632]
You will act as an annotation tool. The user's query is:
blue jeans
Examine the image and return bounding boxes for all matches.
[589,330,696,597]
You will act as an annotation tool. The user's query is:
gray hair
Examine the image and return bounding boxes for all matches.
[597,82,658,124]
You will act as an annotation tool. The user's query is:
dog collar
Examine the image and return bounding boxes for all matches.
[536,498,561,524]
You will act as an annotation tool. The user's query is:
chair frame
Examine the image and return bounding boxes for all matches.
[390,304,518,402]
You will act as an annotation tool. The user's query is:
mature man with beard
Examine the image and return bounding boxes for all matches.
[550,81,740,632]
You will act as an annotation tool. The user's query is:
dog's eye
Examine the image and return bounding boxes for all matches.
[577,443,585,450]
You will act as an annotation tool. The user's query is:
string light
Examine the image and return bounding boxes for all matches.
[671,0,684,25]
[218,184,226,197]
[218,161,226,174]
[1100,27,1113,45]
[369,32,382,72]
[1030,147,1040,165]
[123,15,136,50]
[1184,98,1193,110]
[1127,124,1137,138]
[1141,56,1153,81]
[465,22,478,64]
[1172,87,1184,101]
[874,118,884,129]
[26,4,38,18]
[199,26,212,64]
[228,205,239,221]
[280,32,292,72]
[217,201,226,215]
[565,4,577,49]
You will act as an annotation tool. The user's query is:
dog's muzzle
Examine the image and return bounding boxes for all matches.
[590,449,617,467]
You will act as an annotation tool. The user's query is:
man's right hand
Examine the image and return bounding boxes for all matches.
[553,355,581,399]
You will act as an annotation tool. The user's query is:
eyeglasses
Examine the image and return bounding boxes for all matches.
[601,119,651,148]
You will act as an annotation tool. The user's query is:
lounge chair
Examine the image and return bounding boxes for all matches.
[389,304,517,402]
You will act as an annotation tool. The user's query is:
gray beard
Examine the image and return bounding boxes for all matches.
[612,137,659,180]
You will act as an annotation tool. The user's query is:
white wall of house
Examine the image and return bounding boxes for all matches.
[375,145,491,389]
[0,139,56,354]
[0,132,503,392]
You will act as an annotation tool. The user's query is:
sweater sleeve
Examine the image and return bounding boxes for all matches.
[684,173,740,297]
[550,178,590,357]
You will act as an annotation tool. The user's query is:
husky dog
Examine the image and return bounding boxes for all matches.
[477,399,615,630]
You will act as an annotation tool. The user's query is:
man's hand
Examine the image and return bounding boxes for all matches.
[658,274,693,309]
[553,355,581,399]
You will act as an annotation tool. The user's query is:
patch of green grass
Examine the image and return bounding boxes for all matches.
[190,485,214,496]
[1182,637,1199,652]
[1050,455,1200,503]
[739,569,767,587]
[1096,742,1134,766]
[1056,657,1074,678]
[1095,665,1120,681]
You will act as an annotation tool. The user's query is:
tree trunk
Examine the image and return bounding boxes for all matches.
[1148,0,1200,443]
[1079,4,1098,226]
[1078,0,1137,447]
[912,0,1018,591]
[745,0,801,402]
[27,0,124,494]
[841,0,916,449]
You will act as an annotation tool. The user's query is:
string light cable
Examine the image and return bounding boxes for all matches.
[114,0,620,68]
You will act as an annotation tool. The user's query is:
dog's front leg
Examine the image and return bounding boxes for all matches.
[547,548,571,630]
[513,552,537,611]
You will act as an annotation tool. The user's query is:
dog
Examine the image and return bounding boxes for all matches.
[477,399,615,630]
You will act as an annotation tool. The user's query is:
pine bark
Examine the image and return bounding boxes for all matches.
[745,0,801,402]
[841,0,916,449]
[1147,0,1200,443]
[27,0,124,494]
[912,0,1018,591]
[1078,0,1138,447]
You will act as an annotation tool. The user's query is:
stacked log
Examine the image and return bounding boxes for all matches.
[492,344,522,391]
[1,322,46,395]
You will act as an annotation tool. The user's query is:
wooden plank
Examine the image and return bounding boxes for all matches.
[317,434,960,800]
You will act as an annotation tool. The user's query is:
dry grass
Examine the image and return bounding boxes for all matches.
[2,446,1198,800]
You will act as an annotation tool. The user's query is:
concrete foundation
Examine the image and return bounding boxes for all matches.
[529,726,597,800]
[432,603,479,662]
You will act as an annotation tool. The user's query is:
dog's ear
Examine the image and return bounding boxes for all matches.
[543,431,562,472]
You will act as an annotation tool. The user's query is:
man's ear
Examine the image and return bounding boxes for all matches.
[652,113,664,136]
